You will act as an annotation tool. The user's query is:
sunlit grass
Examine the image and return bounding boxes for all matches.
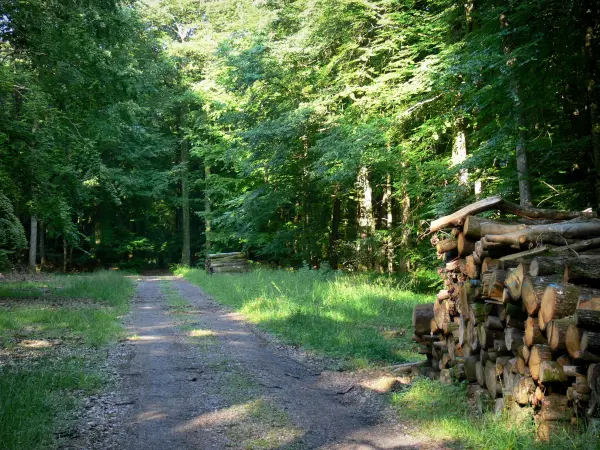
[175,267,433,366]
[0,271,134,449]
[391,378,598,450]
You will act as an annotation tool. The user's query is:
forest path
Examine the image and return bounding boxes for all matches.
[105,276,435,449]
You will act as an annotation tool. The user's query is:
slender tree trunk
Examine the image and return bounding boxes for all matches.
[501,13,533,206]
[383,173,394,273]
[39,220,46,268]
[356,166,374,270]
[329,192,341,269]
[204,164,212,253]
[452,118,468,185]
[28,216,37,270]
[63,238,67,272]
[585,1,600,209]
[180,107,191,266]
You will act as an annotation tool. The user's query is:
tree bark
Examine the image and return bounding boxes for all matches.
[28,216,37,270]
[383,173,394,273]
[180,107,191,267]
[540,283,581,330]
[204,164,212,253]
[413,304,435,336]
[356,166,374,270]
[329,193,341,269]
[39,220,45,268]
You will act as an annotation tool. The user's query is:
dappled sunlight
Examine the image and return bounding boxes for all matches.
[188,329,216,337]
[174,403,248,432]
[179,268,432,364]
[136,409,168,422]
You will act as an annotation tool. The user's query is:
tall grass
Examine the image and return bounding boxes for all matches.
[0,271,134,449]
[390,378,597,450]
[176,267,433,365]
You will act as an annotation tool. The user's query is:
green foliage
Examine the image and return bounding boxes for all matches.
[176,266,433,366]
[0,271,133,449]
[0,193,26,268]
[391,378,598,449]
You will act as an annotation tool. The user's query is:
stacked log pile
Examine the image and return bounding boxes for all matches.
[411,197,600,439]
[205,252,250,274]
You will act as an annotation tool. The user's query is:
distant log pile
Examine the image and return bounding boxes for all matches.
[412,197,600,440]
[205,252,250,274]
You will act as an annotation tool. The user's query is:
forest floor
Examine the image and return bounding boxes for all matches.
[73,275,442,450]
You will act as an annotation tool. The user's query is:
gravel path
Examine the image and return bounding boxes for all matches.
[82,276,434,450]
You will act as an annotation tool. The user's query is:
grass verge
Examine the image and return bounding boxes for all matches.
[175,267,432,366]
[390,378,598,450]
[0,271,134,449]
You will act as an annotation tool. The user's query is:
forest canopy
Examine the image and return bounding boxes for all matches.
[1,0,599,272]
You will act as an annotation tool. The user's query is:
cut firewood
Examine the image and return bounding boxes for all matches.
[505,327,524,351]
[530,255,600,277]
[430,196,505,232]
[538,394,571,422]
[436,238,458,254]
[513,375,535,405]
[547,317,574,351]
[485,360,501,397]
[529,344,553,381]
[581,331,600,354]
[525,317,546,347]
[563,257,600,283]
[538,361,568,383]
[539,283,581,331]
[458,233,475,256]
[487,220,600,247]
[413,304,435,336]
[550,237,600,256]
[522,276,561,315]
[566,325,582,360]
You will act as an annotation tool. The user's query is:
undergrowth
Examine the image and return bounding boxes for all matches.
[175,266,433,366]
[0,271,134,449]
[390,378,598,450]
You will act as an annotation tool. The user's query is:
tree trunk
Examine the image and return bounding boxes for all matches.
[39,220,46,268]
[540,283,583,330]
[383,173,394,273]
[452,119,468,185]
[529,344,553,381]
[356,166,374,270]
[63,237,67,272]
[500,12,533,206]
[28,216,37,270]
[180,107,191,266]
[584,0,600,209]
[204,164,211,253]
[329,193,341,269]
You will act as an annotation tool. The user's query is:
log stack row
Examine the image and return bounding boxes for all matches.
[411,197,600,440]
[205,252,250,274]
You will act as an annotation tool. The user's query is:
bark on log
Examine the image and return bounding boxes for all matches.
[499,201,596,220]
[529,344,553,381]
[540,283,581,330]
[505,303,527,322]
[498,246,551,263]
[550,237,600,256]
[436,238,458,254]
[463,215,524,239]
[539,361,568,383]
[581,331,600,354]
[433,301,449,329]
[478,324,505,349]
[413,304,435,336]
[563,257,600,283]
[462,255,480,279]
[464,355,478,382]
[530,256,600,277]
[430,196,504,232]
[208,252,245,259]
[487,220,600,247]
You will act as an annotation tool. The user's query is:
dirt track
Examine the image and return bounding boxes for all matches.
[79,276,435,449]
